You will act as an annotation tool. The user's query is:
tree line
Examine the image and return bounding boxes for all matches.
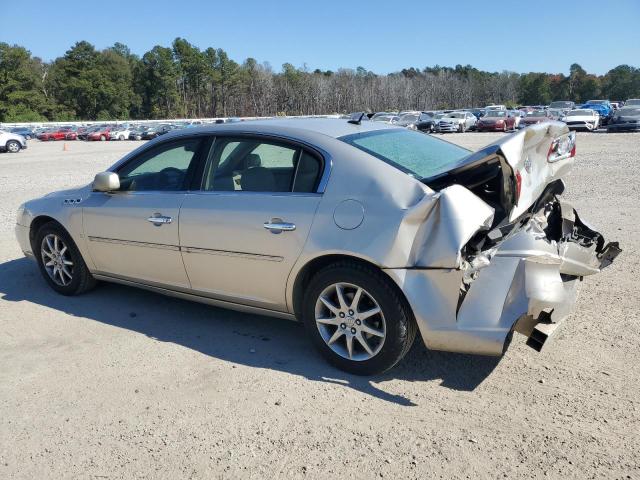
[1,39,639,122]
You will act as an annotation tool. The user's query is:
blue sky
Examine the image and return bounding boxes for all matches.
[2,0,639,75]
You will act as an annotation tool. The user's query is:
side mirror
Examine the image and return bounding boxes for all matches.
[93,171,120,192]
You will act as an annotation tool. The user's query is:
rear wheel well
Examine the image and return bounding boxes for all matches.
[291,254,411,319]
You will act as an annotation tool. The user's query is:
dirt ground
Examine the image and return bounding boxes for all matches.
[0,132,638,479]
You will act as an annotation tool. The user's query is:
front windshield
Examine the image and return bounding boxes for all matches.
[399,114,419,123]
[372,116,393,122]
[526,111,546,117]
[485,111,506,118]
[339,128,470,180]
[625,99,640,106]
[567,110,593,116]
[616,108,640,117]
[587,100,607,105]
[549,101,573,108]
[446,113,465,119]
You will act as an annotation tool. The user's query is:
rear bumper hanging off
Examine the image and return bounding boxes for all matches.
[385,198,620,356]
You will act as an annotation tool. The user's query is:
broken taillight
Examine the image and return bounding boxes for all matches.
[548,131,576,163]
[515,170,522,202]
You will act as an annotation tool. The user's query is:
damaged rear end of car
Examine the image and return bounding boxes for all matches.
[385,122,620,355]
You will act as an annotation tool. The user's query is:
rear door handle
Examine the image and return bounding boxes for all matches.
[147,214,172,226]
[263,220,296,233]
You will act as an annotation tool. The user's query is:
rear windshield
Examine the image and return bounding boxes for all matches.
[339,129,470,180]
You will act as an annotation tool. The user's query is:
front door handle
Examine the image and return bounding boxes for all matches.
[147,213,172,226]
[263,220,296,233]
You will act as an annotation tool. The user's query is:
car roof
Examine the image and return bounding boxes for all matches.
[160,117,400,141]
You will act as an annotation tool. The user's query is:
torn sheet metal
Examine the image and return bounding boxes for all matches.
[386,195,619,355]
[406,185,494,268]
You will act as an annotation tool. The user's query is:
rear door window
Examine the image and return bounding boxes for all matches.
[202,137,322,193]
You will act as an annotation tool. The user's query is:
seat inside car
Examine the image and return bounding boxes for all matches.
[243,153,262,169]
[240,166,277,191]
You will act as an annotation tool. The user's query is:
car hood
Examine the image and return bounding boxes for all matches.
[4,132,26,141]
[439,117,463,123]
[565,115,595,121]
[44,184,93,199]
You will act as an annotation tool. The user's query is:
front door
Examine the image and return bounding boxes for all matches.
[179,136,324,311]
[83,137,206,288]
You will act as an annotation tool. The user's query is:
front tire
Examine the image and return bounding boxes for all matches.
[302,261,416,375]
[6,140,21,153]
[35,221,96,295]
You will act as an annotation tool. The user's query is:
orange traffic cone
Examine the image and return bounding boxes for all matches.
[63,143,69,151]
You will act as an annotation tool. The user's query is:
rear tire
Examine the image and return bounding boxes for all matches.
[34,221,96,296]
[302,261,416,375]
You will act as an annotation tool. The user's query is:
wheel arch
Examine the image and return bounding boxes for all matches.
[290,253,412,320]
[29,215,65,251]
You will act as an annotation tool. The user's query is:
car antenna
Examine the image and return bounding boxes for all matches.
[347,112,366,125]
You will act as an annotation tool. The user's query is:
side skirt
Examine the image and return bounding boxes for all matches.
[92,273,298,322]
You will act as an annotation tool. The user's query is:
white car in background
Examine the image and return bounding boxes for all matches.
[109,126,133,141]
[511,110,523,128]
[562,109,600,131]
[0,129,28,153]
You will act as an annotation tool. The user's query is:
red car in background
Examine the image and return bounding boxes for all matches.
[37,127,73,141]
[87,127,112,141]
[520,110,552,128]
[476,110,517,132]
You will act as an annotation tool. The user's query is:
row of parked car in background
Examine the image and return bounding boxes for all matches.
[1,99,639,154]
[2,118,247,147]
[359,98,640,134]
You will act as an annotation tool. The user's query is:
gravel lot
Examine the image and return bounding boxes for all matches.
[0,132,638,479]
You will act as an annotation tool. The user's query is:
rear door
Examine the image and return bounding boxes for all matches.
[179,135,324,312]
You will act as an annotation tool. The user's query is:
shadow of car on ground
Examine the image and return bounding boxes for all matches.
[0,257,502,406]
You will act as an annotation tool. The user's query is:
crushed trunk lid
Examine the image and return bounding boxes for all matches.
[425,122,577,225]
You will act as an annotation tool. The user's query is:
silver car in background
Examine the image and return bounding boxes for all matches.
[436,111,477,132]
[15,118,620,374]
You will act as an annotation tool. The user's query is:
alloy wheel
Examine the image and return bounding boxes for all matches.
[314,282,386,361]
[6,141,20,153]
[41,233,74,286]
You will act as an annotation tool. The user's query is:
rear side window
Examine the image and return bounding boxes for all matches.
[202,137,322,193]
